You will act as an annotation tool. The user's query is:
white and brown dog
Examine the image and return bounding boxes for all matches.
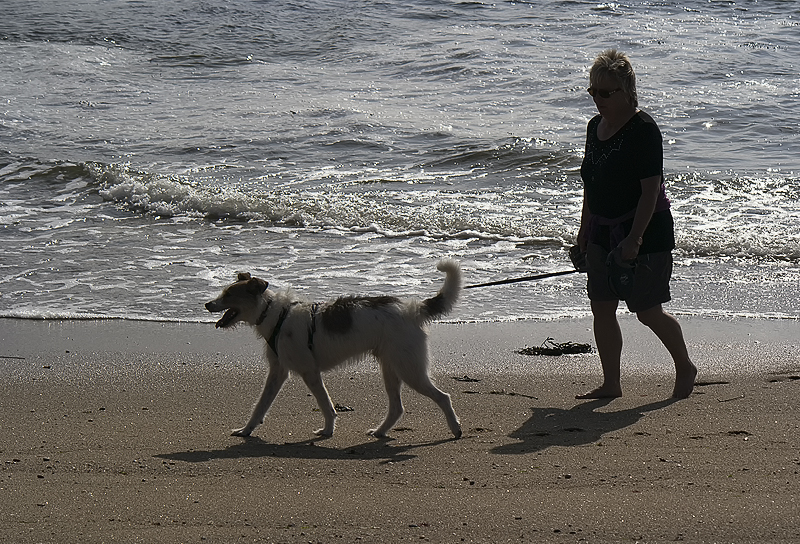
[205,259,462,439]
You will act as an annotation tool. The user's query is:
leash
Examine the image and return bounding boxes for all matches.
[464,269,580,289]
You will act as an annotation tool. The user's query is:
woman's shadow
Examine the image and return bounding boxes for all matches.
[491,397,677,455]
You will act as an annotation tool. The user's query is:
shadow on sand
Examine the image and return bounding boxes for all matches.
[156,399,678,463]
[491,397,678,455]
[156,435,456,465]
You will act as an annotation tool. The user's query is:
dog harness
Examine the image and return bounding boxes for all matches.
[257,299,316,356]
[308,303,321,353]
[255,299,271,327]
[254,298,286,355]
[267,305,290,355]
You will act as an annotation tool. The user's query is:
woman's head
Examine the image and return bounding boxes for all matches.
[589,49,638,109]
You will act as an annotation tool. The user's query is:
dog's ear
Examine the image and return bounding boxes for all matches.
[237,272,252,282]
[246,277,269,294]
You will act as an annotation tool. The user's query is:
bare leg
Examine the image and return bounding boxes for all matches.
[232,363,289,436]
[636,305,697,398]
[577,299,624,399]
[299,370,337,436]
[369,363,404,438]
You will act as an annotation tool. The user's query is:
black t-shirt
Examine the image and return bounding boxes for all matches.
[580,111,675,253]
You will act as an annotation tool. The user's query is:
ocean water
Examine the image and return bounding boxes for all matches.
[1,0,798,324]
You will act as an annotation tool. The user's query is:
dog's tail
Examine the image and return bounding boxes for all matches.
[420,258,462,322]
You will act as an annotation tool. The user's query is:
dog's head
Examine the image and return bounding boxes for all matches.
[205,272,269,329]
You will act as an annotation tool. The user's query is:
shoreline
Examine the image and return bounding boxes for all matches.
[2,316,799,543]
[2,314,799,378]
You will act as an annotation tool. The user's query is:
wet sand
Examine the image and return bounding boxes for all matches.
[1,316,799,543]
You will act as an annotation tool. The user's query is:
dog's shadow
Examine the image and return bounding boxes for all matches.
[156,435,453,465]
[491,397,677,455]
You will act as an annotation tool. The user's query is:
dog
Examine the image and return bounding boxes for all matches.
[205,259,462,439]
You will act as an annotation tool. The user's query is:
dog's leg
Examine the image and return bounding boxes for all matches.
[231,363,289,437]
[405,374,462,439]
[298,370,337,437]
[368,364,404,438]
[394,348,462,439]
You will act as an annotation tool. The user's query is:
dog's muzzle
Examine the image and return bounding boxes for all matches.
[206,301,238,329]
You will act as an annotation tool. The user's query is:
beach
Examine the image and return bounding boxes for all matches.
[2,316,799,543]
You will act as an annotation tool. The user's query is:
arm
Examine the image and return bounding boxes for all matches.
[577,195,591,252]
[618,174,661,261]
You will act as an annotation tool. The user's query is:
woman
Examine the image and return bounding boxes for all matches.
[576,49,696,399]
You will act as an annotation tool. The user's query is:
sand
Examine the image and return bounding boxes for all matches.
[1,316,799,543]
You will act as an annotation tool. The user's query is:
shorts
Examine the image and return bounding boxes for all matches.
[585,243,673,313]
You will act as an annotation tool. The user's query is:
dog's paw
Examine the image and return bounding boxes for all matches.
[367,428,389,439]
[314,428,334,438]
[231,427,253,437]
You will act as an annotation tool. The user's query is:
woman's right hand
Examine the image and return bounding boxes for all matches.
[617,234,642,262]
[569,244,588,272]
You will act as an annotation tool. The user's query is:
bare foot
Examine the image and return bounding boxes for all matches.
[672,361,698,399]
[576,384,622,399]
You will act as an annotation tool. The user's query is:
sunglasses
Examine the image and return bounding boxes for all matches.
[587,87,622,99]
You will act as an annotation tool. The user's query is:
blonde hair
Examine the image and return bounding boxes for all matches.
[590,49,638,108]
